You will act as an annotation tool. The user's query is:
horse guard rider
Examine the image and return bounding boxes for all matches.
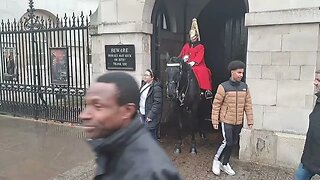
[178,18,213,99]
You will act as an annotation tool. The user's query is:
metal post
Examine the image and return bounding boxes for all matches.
[26,0,41,119]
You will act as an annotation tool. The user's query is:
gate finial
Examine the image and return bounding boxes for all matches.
[24,0,42,30]
[29,0,34,10]
[28,0,35,17]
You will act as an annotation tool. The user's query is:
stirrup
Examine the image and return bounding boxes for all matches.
[205,90,213,99]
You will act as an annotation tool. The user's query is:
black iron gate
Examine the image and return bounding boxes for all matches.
[0,1,91,123]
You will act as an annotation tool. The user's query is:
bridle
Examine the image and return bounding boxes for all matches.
[166,62,191,106]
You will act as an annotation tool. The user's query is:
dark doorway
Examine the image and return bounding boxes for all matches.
[150,0,248,134]
[198,0,248,90]
[151,0,173,80]
[151,0,180,125]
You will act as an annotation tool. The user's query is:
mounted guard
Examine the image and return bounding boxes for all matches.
[179,18,213,98]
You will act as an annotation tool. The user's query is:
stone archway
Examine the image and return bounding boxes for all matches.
[92,0,250,82]
[146,0,249,88]
[142,0,157,23]
[146,0,249,124]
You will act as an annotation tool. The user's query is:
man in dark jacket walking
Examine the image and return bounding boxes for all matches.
[80,72,181,180]
[295,70,320,179]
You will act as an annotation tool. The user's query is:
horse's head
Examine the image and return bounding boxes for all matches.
[166,57,190,99]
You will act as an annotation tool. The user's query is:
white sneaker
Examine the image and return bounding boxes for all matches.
[220,163,235,176]
[211,160,221,175]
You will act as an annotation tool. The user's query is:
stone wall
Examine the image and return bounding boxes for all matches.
[90,33,152,83]
[240,4,320,168]
[90,0,210,83]
[246,22,318,134]
[89,0,155,83]
[249,0,320,12]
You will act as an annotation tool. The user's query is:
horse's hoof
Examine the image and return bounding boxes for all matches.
[190,147,197,154]
[174,148,181,154]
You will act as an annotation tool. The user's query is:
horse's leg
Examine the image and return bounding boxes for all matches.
[189,110,198,154]
[198,97,209,145]
[199,122,209,146]
[199,119,208,144]
[190,131,197,154]
[198,101,206,138]
[174,106,182,154]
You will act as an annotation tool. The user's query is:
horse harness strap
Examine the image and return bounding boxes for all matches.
[178,70,191,106]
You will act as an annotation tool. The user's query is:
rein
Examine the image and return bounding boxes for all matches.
[166,62,191,106]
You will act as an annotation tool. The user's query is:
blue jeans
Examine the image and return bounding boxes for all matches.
[295,163,315,180]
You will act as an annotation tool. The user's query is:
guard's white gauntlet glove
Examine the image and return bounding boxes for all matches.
[188,61,195,67]
[183,55,190,62]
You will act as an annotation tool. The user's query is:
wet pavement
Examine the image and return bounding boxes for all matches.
[159,126,320,180]
[0,115,94,180]
[0,115,319,180]
[160,132,320,180]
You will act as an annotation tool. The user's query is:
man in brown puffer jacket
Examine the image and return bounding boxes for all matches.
[211,60,254,176]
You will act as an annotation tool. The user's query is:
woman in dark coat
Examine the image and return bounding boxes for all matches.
[139,69,162,140]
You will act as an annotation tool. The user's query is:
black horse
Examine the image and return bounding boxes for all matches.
[166,57,210,154]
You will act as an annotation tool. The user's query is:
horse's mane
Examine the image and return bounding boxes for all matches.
[168,57,182,64]
[168,57,192,73]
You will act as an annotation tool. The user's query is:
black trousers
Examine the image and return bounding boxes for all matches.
[213,122,242,165]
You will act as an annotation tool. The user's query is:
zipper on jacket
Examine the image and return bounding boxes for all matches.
[235,87,238,125]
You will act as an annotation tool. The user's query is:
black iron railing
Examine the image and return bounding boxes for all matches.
[0,0,91,123]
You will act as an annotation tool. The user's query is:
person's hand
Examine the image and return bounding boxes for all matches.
[188,61,195,67]
[183,55,189,62]
[213,124,218,130]
[248,124,253,129]
[146,117,152,122]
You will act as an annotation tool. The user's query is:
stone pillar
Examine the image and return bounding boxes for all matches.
[240,3,320,168]
[90,0,154,84]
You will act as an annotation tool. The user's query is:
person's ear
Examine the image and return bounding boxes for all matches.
[121,103,137,119]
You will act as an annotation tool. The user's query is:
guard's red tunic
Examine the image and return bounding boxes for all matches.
[179,42,212,90]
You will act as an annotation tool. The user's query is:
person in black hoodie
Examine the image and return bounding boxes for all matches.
[139,69,162,140]
[80,72,180,180]
[295,70,320,180]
